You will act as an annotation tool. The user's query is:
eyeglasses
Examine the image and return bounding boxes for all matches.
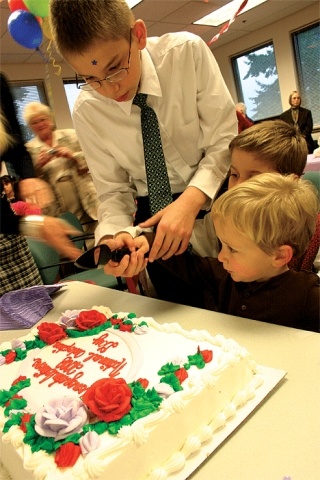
[76,30,132,91]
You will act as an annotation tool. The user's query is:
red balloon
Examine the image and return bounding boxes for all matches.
[8,0,29,12]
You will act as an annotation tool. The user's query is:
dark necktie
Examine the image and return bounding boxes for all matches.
[133,93,172,215]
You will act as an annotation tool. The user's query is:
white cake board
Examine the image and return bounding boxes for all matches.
[173,365,286,480]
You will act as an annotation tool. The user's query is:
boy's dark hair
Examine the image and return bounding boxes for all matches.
[229,120,307,176]
[50,0,134,57]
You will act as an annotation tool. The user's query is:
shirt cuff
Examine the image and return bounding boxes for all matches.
[114,226,153,238]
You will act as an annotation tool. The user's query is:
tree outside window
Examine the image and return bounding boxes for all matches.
[232,42,281,121]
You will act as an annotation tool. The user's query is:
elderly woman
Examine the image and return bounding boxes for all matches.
[279,91,314,154]
[24,102,99,233]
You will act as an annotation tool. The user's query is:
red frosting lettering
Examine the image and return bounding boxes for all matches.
[56,357,84,375]
[92,333,119,353]
[83,351,127,376]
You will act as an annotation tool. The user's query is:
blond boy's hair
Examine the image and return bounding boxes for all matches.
[50,0,134,57]
[229,120,307,176]
[211,173,318,258]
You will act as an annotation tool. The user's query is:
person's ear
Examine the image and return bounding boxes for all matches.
[272,245,293,267]
[132,20,147,50]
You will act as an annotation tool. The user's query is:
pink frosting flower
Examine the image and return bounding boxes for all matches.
[58,309,82,329]
[35,397,88,441]
[79,431,101,455]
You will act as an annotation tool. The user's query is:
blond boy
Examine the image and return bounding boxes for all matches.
[109,173,319,331]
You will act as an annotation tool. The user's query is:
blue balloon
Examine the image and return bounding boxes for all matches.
[8,10,42,50]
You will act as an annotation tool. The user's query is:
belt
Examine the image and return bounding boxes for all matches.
[57,175,73,183]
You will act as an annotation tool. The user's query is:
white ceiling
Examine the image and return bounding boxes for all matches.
[0,0,317,64]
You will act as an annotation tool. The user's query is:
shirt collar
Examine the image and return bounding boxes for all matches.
[115,46,162,115]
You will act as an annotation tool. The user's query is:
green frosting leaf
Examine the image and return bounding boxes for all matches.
[15,348,28,361]
[188,353,206,369]
[66,320,112,338]
[160,374,183,392]
[0,390,13,406]
[0,378,31,408]
[158,362,179,376]
[4,398,27,415]
[3,412,24,433]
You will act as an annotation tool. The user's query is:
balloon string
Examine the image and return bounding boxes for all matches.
[35,46,49,63]
[46,40,62,77]
[207,0,248,45]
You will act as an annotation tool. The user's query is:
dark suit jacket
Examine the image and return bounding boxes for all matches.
[279,106,314,153]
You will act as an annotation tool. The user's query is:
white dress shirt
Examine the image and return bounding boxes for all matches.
[73,32,237,243]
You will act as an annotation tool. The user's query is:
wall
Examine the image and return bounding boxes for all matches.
[2,3,319,132]
[2,62,75,130]
[213,3,319,115]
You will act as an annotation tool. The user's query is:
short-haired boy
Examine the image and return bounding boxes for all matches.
[190,119,309,257]
[110,173,319,332]
[50,0,237,306]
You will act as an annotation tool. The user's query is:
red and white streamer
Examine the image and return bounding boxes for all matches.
[207,0,249,46]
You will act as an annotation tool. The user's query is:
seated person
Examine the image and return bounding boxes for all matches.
[1,174,41,215]
[235,102,254,133]
[105,173,319,332]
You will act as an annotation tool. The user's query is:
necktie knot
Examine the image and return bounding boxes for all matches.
[133,93,148,109]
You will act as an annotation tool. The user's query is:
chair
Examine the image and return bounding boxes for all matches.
[303,171,320,198]
[27,235,126,290]
[59,211,94,250]
[26,239,61,284]
[289,171,320,272]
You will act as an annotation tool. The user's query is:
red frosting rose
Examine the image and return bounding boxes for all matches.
[20,413,33,433]
[12,376,27,386]
[75,310,107,331]
[119,323,133,332]
[175,368,188,384]
[82,378,132,422]
[38,323,67,345]
[55,443,81,467]
[5,351,17,364]
[198,348,213,363]
[137,378,149,389]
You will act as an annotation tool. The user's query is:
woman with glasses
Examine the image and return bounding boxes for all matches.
[50,0,237,306]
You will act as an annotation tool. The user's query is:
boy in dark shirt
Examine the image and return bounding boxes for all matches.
[104,173,319,332]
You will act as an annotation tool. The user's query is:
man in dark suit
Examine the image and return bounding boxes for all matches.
[280,90,315,153]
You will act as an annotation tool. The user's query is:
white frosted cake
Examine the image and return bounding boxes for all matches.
[0,307,263,480]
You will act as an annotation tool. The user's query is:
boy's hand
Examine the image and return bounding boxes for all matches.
[139,187,207,262]
[100,233,150,278]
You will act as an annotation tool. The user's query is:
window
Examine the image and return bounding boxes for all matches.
[10,81,48,142]
[292,22,320,127]
[232,42,281,121]
[63,80,80,115]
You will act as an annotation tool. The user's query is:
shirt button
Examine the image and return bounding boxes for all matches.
[241,305,247,311]
[244,292,250,298]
